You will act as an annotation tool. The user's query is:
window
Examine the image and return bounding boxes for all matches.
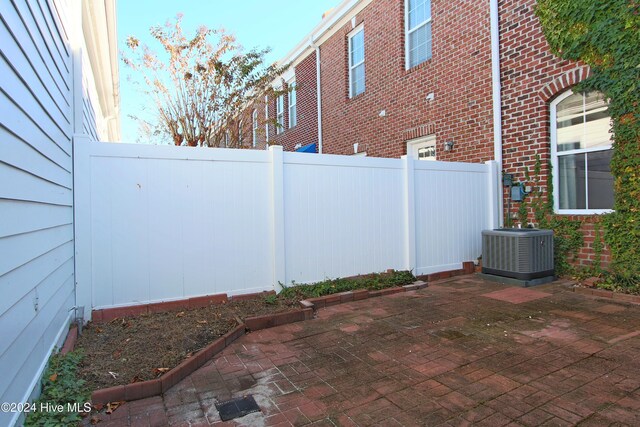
[405,0,432,69]
[348,26,365,97]
[252,109,258,147]
[276,95,284,134]
[407,136,436,161]
[551,90,614,213]
[288,81,297,128]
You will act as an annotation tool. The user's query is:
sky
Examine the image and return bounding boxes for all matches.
[117,0,339,143]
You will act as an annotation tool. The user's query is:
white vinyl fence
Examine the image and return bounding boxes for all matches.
[74,143,499,319]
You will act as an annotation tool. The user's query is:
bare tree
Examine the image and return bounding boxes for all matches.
[122,14,287,147]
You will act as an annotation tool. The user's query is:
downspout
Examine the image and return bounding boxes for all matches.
[70,0,83,321]
[490,0,503,227]
[313,43,323,154]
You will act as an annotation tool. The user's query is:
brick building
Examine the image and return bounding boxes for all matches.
[252,0,614,268]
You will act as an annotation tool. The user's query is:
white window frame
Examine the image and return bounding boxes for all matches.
[276,94,284,134]
[348,24,365,98]
[288,80,297,128]
[405,0,432,69]
[264,95,269,145]
[551,89,614,215]
[407,135,437,160]
[252,109,258,147]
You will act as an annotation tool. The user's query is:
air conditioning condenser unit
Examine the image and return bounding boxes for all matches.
[482,229,554,284]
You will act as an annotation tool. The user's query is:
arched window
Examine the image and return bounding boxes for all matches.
[551,90,614,213]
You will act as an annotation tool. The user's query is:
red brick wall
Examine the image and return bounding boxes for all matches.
[499,0,608,268]
[238,98,269,151]
[269,51,319,152]
[319,0,494,161]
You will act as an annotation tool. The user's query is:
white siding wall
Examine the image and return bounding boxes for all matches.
[0,1,112,424]
[0,1,74,425]
[75,144,499,315]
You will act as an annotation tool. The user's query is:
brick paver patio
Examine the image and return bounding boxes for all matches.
[92,276,640,426]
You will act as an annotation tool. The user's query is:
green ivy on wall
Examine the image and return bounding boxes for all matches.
[516,155,584,276]
[536,0,640,278]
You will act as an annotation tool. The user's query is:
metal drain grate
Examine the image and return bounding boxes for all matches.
[215,395,261,421]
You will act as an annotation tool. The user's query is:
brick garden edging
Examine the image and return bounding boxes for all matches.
[91,291,276,323]
[90,307,317,405]
[244,308,314,331]
[299,281,428,312]
[85,265,477,405]
[60,325,78,356]
[91,324,247,404]
[573,286,640,305]
[89,281,429,405]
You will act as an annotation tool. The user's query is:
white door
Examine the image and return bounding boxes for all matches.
[407,136,437,160]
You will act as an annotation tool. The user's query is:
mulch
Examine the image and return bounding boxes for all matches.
[76,297,299,391]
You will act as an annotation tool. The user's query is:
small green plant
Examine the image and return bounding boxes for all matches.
[597,271,640,295]
[263,294,278,305]
[25,349,89,426]
[278,270,416,300]
[543,216,584,276]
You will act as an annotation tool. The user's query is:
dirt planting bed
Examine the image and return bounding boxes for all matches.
[76,297,299,391]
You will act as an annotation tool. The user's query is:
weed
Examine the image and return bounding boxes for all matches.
[597,272,640,295]
[278,270,416,300]
[25,349,89,426]
[263,294,278,305]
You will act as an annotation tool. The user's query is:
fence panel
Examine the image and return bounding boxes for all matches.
[283,153,406,285]
[74,143,498,317]
[413,161,492,275]
[75,143,274,313]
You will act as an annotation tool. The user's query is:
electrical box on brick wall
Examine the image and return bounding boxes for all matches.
[511,185,524,202]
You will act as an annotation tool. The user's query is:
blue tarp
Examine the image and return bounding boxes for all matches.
[296,143,317,153]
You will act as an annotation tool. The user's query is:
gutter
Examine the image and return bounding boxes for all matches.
[276,0,362,68]
[490,0,504,227]
[272,0,368,155]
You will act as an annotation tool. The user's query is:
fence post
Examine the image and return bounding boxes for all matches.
[402,155,416,273]
[269,146,286,291]
[485,160,500,229]
[73,135,93,321]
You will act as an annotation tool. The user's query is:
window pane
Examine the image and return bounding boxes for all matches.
[417,145,436,160]
[409,22,432,67]
[583,92,611,149]
[288,86,296,106]
[408,0,430,30]
[556,93,584,152]
[351,63,365,96]
[587,150,614,209]
[289,105,296,128]
[350,30,364,65]
[558,153,586,210]
[557,92,611,152]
